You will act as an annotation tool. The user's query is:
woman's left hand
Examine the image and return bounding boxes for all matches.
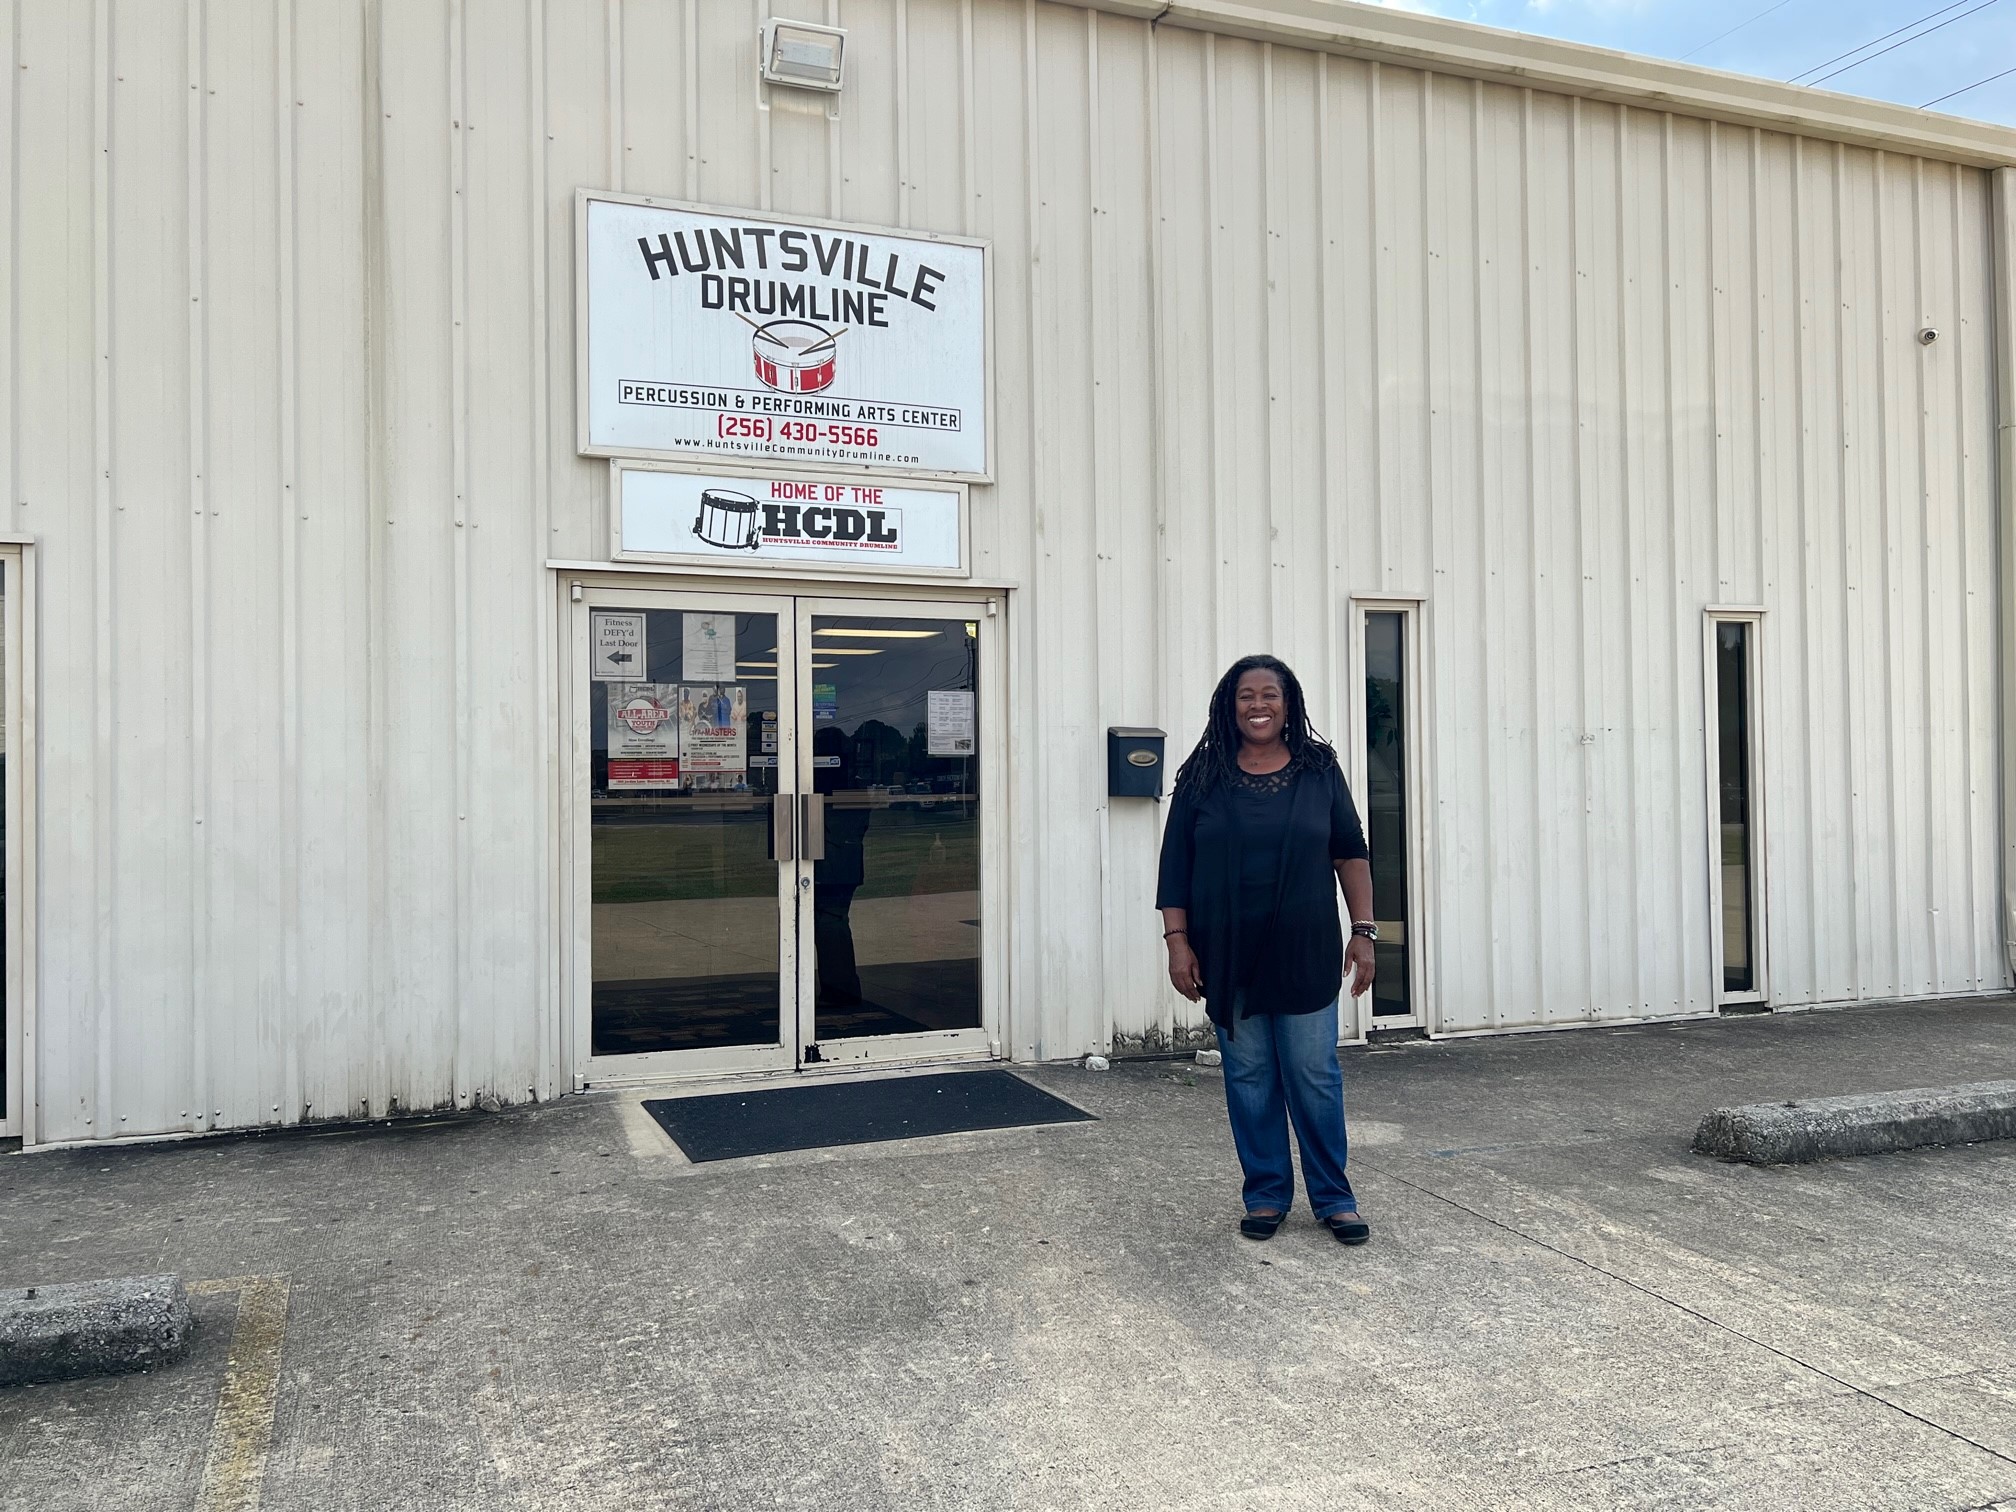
[1346,936,1377,997]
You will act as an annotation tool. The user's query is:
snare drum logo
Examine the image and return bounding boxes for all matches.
[747,319,841,394]
[692,486,902,555]
[614,693,673,735]
[693,488,763,551]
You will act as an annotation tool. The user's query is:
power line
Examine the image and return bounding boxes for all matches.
[1788,0,1972,82]
[1680,0,1802,62]
[1806,0,2003,88]
[1922,61,2016,107]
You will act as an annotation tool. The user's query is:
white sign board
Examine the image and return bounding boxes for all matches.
[590,611,646,680]
[580,195,989,478]
[618,466,964,575]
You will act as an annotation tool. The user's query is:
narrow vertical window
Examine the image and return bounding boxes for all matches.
[1364,612,1411,1019]
[1,561,7,1130]
[1716,621,1756,995]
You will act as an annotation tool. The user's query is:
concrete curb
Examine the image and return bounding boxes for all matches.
[0,1275,192,1387]
[1692,1080,2016,1165]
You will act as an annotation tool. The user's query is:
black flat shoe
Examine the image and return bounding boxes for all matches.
[1325,1211,1371,1246]
[1239,1210,1288,1241]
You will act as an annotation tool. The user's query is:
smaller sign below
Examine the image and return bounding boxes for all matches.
[591,611,646,680]
[682,612,737,682]
[928,689,976,757]
[619,465,964,575]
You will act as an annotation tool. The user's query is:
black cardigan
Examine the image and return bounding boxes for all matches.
[1154,759,1369,1030]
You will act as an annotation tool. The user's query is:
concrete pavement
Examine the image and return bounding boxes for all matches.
[2,996,2014,1511]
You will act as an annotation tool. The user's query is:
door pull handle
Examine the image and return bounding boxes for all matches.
[770,793,795,862]
[800,792,827,862]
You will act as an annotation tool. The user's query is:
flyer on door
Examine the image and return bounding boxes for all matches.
[681,612,737,682]
[678,684,747,777]
[927,689,976,757]
[606,683,680,789]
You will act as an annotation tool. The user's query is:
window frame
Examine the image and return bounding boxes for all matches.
[1,542,36,1143]
[1703,607,1769,1008]
[1345,596,1433,1040]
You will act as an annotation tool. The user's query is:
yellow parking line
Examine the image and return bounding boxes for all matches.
[189,1276,292,1512]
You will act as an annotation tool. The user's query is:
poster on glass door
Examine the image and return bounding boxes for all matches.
[607,684,680,789]
[678,684,747,785]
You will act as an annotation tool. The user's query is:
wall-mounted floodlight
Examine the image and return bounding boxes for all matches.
[760,19,846,93]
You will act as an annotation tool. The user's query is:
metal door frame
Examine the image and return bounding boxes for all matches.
[567,582,803,1085]
[789,594,1001,1071]
[1344,596,1433,1040]
[1,542,36,1143]
[561,573,1005,1089]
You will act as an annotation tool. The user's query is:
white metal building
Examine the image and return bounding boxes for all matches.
[3,0,2013,1148]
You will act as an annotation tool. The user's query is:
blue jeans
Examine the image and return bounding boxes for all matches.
[1215,997,1357,1220]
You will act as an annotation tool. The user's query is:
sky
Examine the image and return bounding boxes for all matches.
[1361,0,2016,127]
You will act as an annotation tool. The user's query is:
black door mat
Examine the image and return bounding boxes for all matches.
[641,1069,1096,1162]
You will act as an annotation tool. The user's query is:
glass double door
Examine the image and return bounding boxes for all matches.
[582,587,988,1077]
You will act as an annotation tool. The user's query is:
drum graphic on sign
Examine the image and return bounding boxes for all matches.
[749,319,841,394]
[692,488,762,551]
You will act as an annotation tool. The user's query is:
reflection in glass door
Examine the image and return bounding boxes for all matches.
[800,611,983,1059]
[588,599,794,1062]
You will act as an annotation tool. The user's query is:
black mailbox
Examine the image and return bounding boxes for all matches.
[1107,727,1167,799]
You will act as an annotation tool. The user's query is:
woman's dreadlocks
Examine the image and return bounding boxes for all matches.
[1170,654,1337,800]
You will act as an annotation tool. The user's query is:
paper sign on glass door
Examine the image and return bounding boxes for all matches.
[682,612,736,682]
[607,683,680,789]
[591,611,646,680]
[928,690,976,757]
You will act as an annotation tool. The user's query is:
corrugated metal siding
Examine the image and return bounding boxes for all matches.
[4,0,2004,1141]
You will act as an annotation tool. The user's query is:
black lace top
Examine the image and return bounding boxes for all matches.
[1230,762,1298,797]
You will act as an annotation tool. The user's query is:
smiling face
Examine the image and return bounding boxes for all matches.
[1234,667,1288,749]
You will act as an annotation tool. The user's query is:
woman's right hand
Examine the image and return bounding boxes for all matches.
[1166,937,1204,1002]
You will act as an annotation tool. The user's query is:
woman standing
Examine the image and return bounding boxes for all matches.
[1156,655,1379,1245]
